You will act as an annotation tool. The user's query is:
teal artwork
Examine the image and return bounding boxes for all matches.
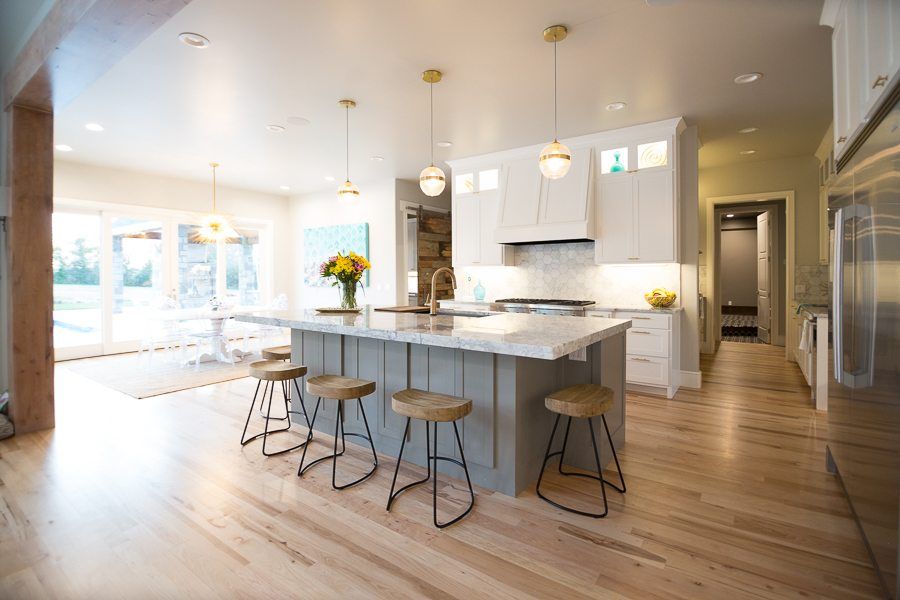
[610,151,625,172]
[303,223,370,287]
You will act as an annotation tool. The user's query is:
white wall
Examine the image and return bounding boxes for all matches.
[53,160,293,298]
[289,179,398,308]
[720,226,758,306]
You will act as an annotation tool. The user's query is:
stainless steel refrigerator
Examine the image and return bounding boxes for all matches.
[827,89,900,599]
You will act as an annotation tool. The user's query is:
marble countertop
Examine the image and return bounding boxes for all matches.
[235,306,630,360]
[438,300,682,314]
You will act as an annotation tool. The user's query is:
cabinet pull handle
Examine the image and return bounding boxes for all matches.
[631,330,652,335]
[627,257,640,261]
[626,169,638,174]
[872,75,889,89]
[837,136,847,143]
[631,316,651,320]
[630,357,651,362]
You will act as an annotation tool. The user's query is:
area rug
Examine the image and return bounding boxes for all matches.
[58,352,255,399]
[721,314,760,343]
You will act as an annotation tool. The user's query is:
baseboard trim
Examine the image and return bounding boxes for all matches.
[679,370,702,389]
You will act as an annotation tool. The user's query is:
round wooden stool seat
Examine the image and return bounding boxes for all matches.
[249,360,307,382]
[392,388,472,422]
[307,375,376,400]
[261,345,291,361]
[545,384,614,418]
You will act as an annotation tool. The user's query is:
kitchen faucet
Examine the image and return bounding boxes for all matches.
[430,267,457,315]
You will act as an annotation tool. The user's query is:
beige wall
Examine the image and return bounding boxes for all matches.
[698,154,821,268]
[53,160,293,299]
[720,227,758,306]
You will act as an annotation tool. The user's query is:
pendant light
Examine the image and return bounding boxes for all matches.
[194,162,238,243]
[337,99,360,198]
[538,25,571,180]
[419,69,446,197]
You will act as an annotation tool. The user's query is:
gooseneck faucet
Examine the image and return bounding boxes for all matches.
[430,267,457,315]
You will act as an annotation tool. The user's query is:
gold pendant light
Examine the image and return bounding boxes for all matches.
[194,162,239,243]
[538,25,571,180]
[419,69,446,197]
[337,99,360,199]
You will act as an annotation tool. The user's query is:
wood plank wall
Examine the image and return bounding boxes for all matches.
[416,207,452,301]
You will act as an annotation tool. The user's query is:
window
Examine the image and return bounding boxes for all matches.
[454,172,475,194]
[478,168,499,191]
[178,223,218,308]
[600,148,628,174]
[225,228,261,305]
[638,140,668,169]
[111,217,165,342]
[52,212,102,349]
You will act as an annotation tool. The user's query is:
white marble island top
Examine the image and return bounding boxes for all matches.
[235,306,630,360]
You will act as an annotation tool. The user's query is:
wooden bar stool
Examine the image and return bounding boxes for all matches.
[535,384,626,518]
[386,388,475,528]
[240,360,312,456]
[297,375,378,490]
[261,345,291,361]
[257,345,293,420]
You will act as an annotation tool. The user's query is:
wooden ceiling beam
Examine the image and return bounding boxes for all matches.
[3,0,192,112]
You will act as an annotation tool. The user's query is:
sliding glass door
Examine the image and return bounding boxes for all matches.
[52,203,272,360]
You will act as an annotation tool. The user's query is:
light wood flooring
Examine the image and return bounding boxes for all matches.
[0,342,882,598]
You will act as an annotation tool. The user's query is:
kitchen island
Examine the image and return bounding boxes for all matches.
[235,307,630,496]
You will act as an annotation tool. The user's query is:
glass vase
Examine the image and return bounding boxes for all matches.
[340,280,358,310]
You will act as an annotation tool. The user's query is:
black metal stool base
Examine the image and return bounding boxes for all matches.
[240,378,312,457]
[386,417,475,529]
[296,397,378,490]
[535,413,626,518]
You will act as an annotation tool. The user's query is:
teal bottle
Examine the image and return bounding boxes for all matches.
[473,280,486,301]
[610,151,625,172]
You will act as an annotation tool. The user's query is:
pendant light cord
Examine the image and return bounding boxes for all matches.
[430,80,435,166]
[553,39,558,142]
[345,105,350,182]
[212,164,217,213]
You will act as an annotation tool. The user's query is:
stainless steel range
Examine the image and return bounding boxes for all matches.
[493,298,595,317]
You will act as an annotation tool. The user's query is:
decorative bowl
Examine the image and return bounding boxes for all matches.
[644,288,677,308]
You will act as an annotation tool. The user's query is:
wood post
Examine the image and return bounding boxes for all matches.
[7,105,55,433]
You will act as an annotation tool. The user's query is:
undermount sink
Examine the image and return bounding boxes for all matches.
[434,309,493,318]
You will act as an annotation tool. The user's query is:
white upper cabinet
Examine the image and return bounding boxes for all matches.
[824,0,900,158]
[495,146,594,244]
[450,166,513,268]
[595,177,634,262]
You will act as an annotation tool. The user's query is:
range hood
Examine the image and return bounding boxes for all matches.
[493,148,595,245]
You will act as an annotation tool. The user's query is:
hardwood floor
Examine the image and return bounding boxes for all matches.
[0,342,882,598]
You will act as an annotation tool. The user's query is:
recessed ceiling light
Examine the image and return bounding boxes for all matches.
[738,127,759,134]
[370,156,384,162]
[436,141,453,148]
[54,144,73,152]
[178,32,211,49]
[606,101,627,111]
[84,122,104,132]
[734,72,763,84]
[279,185,290,191]
[739,149,757,155]
[324,175,335,182]
[287,116,310,127]
[266,124,285,133]
[726,213,735,218]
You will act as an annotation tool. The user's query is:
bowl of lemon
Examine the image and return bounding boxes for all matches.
[644,288,677,309]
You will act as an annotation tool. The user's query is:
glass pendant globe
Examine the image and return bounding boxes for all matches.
[419,165,446,197]
[538,140,572,179]
[337,180,360,199]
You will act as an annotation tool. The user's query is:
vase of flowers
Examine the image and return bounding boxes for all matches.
[320,251,371,310]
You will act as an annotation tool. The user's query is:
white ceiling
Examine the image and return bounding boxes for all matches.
[54,0,832,195]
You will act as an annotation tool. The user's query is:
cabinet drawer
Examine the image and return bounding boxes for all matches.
[586,310,614,318]
[626,328,669,358]
[615,311,671,330]
[626,355,670,386]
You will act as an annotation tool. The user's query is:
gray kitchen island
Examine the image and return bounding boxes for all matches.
[235,307,630,496]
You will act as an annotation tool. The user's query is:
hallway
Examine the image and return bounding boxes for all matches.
[0,343,881,598]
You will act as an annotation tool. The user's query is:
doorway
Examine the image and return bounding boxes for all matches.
[717,204,786,345]
[704,191,794,358]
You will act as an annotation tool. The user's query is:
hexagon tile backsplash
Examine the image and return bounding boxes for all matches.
[455,242,682,308]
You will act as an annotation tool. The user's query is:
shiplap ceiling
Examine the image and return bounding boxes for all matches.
[54,0,831,194]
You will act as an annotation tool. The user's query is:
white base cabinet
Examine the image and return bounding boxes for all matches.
[589,309,681,398]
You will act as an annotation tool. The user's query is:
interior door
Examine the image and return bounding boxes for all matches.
[756,210,773,343]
